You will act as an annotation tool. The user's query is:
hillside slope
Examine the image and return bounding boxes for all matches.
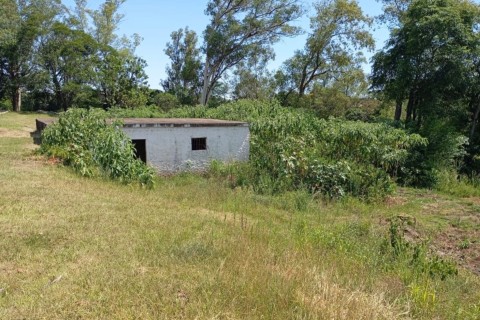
[0,113,478,319]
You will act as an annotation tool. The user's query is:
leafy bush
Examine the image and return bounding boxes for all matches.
[40,108,155,187]
[399,119,468,188]
[167,100,426,199]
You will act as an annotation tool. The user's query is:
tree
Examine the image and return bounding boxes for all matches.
[200,0,302,105]
[468,41,480,143]
[95,47,149,108]
[70,0,89,32]
[162,28,202,105]
[90,0,126,49]
[376,0,410,27]
[330,56,369,98]
[39,22,99,111]
[0,0,61,111]
[89,0,149,108]
[278,0,374,99]
[371,0,479,124]
[231,47,275,100]
[371,0,480,180]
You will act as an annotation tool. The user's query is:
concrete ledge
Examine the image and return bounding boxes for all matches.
[121,118,249,128]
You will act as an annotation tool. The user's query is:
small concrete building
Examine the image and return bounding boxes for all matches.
[34,118,250,172]
[121,118,250,172]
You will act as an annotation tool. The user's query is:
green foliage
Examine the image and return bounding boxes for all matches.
[0,0,62,111]
[278,0,373,98]
[162,28,202,105]
[39,21,100,111]
[108,105,166,118]
[372,0,480,177]
[167,100,426,199]
[40,108,154,187]
[435,169,480,197]
[149,91,181,112]
[0,98,12,111]
[200,0,302,105]
[399,120,468,188]
[95,49,150,109]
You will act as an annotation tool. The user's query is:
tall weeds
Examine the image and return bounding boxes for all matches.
[167,100,427,199]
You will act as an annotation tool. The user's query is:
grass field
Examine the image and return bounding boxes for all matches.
[0,112,479,319]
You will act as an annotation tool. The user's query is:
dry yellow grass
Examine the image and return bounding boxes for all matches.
[0,112,478,319]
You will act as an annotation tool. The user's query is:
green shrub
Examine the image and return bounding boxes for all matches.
[399,119,468,188]
[40,108,155,187]
[150,92,181,111]
[0,99,12,111]
[167,100,426,199]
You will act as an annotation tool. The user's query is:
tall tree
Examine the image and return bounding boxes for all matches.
[39,22,99,111]
[468,42,480,142]
[71,0,89,31]
[371,0,479,124]
[200,0,302,105]
[0,0,61,111]
[90,0,126,49]
[231,47,275,100]
[162,28,202,105]
[278,0,374,98]
[89,0,149,108]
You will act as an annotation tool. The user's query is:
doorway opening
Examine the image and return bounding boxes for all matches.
[132,139,146,163]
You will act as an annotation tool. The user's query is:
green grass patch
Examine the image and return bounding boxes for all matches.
[0,112,479,319]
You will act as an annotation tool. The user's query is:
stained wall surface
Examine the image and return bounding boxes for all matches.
[122,125,250,172]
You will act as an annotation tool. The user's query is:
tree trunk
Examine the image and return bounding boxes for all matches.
[52,75,65,111]
[406,91,415,124]
[299,85,306,97]
[394,98,402,121]
[12,86,21,112]
[200,59,211,106]
[9,66,22,112]
[470,100,480,142]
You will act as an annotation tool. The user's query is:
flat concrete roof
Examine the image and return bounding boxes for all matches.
[121,118,248,128]
[35,117,249,131]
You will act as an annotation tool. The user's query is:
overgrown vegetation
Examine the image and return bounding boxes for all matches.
[165,100,426,199]
[42,100,425,200]
[2,0,480,316]
[1,112,479,319]
[3,0,480,193]
[40,108,154,187]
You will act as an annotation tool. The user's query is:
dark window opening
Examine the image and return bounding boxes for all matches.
[192,137,207,150]
[132,139,147,163]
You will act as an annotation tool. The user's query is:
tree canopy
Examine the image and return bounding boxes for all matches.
[0,0,149,111]
[199,0,303,105]
[162,28,202,105]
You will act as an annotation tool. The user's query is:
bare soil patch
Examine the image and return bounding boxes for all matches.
[416,195,480,275]
[433,227,480,275]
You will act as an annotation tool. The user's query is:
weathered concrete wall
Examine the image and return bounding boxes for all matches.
[122,126,250,172]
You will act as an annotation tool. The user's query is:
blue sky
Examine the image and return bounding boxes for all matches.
[63,0,388,89]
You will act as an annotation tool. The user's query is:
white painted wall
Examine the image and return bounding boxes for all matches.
[122,126,250,172]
